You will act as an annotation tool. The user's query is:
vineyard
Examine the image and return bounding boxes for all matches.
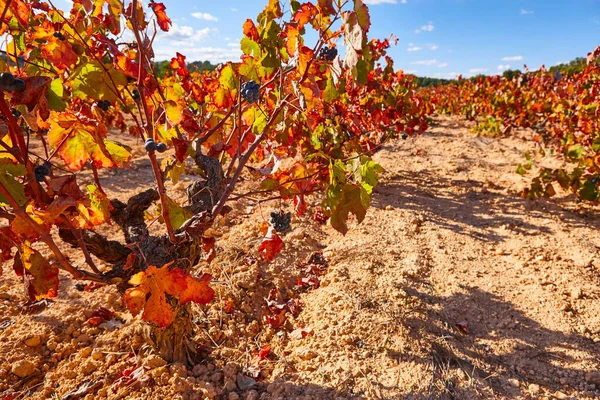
[0,0,599,399]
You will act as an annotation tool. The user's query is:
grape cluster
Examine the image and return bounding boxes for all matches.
[11,108,21,118]
[132,89,141,102]
[0,72,26,93]
[241,80,260,104]
[96,100,111,111]
[319,46,337,62]
[270,210,292,233]
[144,138,167,153]
[34,162,51,182]
[53,31,66,41]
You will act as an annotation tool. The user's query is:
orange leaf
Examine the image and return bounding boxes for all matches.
[178,272,214,304]
[123,264,214,328]
[293,3,317,29]
[243,19,259,41]
[149,1,171,32]
[170,52,189,77]
[14,242,59,301]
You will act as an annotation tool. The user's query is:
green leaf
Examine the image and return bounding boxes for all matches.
[47,79,66,112]
[260,178,280,191]
[354,59,368,84]
[0,160,26,206]
[516,164,526,176]
[326,183,368,235]
[158,196,194,230]
[219,64,238,91]
[240,38,261,58]
[361,159,384,194]
[72,60,128,102]
[252,112,268,135]
[354,0,371,33]
[330,159,346,184]
[566,144,584,160]
[323,71,339,103]
[579,180,598,202]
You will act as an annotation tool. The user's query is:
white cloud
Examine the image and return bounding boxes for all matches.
[498,64,511,70]
[226,42,239,47]
[429,45,438,51]
[363,0,406,4]
[403,69,417,74]
[191,12,218,21]
[434,72,460,79]
[521,9,534,15]
[415,22,435,33]
[469,68,488,74]
[407,46,422,51]
[230,8,238,12]
[437,63,448,68]
[156,23,212,45]
[411,59,437,66]
[501,55,524,61]
[154,46,242,63]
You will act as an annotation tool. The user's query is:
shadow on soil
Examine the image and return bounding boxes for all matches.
[372,170,600,244]
[394,282,598,400]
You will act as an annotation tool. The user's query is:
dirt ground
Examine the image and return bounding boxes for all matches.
[1,115,600,400]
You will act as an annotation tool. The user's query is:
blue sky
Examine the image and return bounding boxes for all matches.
[64,0,600,78]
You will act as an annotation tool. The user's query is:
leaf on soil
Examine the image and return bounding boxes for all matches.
[61,379,102,400]
[290,326,313,340]
[258,226,283,262]
[88,307,114,326]
[455,319,469,335]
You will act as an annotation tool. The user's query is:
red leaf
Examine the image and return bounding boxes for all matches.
[170,52,189,77]
[88,307,114,326]
[258,227,283,262]
[290,326,313,340]
[294,194,307,216]
[223,297,235,313]
[11,76,52,121]
[243,19,259,41]
[172,137,189,162]
[257,344,271,360]
[202,237,216,263]
[149,1,171,32]
[264,309,286,329]
[297,276,320,289]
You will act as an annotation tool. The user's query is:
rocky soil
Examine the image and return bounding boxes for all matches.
[1,115,599,400]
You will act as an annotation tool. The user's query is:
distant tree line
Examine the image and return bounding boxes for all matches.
[412,56,588,87]
[153,60,217,78]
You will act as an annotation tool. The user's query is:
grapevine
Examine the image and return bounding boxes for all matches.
[0,0,430,365]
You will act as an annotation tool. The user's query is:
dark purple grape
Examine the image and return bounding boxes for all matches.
[319,46,337,62]
[53,32,66,41]
[241,80,260,104]
[0,72,14,85]
[156,142,167,153]
[132,89,141,102]
[270,210,292,233]
[34,162,51,182]
[144,138,157,152]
